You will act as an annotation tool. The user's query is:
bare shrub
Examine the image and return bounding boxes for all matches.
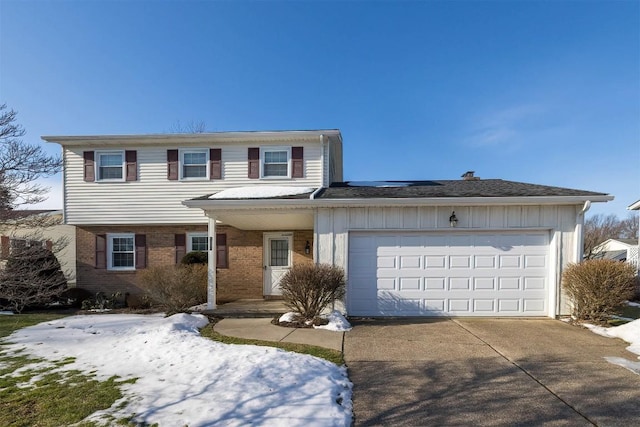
[279,263,345,321]
[562,259,638,322]
[0,246,67,313]
[139,264,207,315]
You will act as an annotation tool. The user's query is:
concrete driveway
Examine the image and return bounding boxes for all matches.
[344,319,640,426]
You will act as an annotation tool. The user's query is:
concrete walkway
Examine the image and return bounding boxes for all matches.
[345,318,640,427]
[214,317,344,351]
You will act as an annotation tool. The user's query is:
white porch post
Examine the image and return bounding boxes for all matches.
[208,215,217,310]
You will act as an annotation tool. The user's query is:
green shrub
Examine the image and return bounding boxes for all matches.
[279,263,345,321]
[81,292,124,311]
[181,251,208,265]
[138,264,208,315]
[0,246,67,313]
[562,259,638,322]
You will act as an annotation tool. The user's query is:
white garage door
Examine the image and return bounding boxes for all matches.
[347,231,550,317]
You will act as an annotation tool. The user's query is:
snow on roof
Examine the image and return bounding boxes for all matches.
[209,186,315,199]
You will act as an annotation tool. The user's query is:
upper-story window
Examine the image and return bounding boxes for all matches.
[181,149,208,180]
[97,151,124,181]
[261,147,291,178]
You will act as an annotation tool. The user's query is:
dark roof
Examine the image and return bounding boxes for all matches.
[314,180,609,199]
[0,209,59,219]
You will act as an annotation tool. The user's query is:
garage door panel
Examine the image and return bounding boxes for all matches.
[449,256,471,268]
[348,231,550,317]
[474,277,495,290]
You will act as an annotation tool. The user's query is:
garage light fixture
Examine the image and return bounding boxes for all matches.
[449,211,458,227]
[305,241,311,254]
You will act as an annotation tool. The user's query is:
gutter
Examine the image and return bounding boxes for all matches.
[183,195,614,211]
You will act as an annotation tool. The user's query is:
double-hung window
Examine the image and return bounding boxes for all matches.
[107,233,135,270]
[97,151,124,181]
[261,147,290,178]
[187,232,209,252]
[181,149,208,179]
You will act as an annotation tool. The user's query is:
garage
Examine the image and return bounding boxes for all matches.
[347,231,551,317]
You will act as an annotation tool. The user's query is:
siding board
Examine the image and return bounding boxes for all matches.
[65,144,324,224]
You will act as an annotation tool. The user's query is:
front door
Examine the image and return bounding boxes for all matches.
[263,232,293,296]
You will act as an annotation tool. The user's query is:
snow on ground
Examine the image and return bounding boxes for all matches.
[585,319,640,375]
[278,311,352,331]
[209,186,315,199]
[1,313,352,426]
[627,301,640,308]
[0,311,14,315]
[315,311,352,332]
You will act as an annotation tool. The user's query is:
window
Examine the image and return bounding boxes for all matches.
[107,234,135,270]
[187,232,208,252]
[261,147,290,178]
[181,149,208,179]
[97,151,124,181]
[10,238,44,253]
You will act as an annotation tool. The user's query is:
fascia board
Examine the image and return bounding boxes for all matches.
[183,194,614,211]
[628,199,640,210]
[41,130,341,146]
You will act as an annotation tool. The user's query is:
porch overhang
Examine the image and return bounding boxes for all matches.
[210,209,314,230]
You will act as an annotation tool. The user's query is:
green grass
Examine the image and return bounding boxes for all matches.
[0,313,138,427]
[607,303,640,326]
[0,313,67,339]
[200,323,345,365]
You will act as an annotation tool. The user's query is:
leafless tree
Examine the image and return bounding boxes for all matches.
[168,119,207,134]
[584,213,640,259]
[0,103,61,220]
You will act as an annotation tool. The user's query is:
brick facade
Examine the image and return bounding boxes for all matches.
[76,225,313,303]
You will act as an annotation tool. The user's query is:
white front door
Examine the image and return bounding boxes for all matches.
[263,232,293,296]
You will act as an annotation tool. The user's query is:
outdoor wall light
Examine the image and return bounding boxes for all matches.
[305,241,311,254]
[449,211,458,227]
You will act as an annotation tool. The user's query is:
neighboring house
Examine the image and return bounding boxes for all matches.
[629,199,640,275]
[0,210,76,285]
[44,130,612,318]
[592,238,639,268]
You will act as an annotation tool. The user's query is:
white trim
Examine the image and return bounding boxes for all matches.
[207,217,217,310]
[106,233,135,271]
[260,146,291,179]
[187,232,208,252]
[95,150,125,182]
[628,200,640,210]
[179,148,209,181]
[43,129,343,146]
[184,195,613,210]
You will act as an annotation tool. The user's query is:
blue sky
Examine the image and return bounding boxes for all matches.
[1,0,638,217]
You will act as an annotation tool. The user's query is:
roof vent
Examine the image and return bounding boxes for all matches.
[462,171,480,181]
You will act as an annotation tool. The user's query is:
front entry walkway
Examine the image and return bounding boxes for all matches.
[205,299,288,317]
[345,318,640,426]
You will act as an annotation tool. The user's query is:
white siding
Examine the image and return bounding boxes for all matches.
[316,204,581,317]
[64,142,324,224]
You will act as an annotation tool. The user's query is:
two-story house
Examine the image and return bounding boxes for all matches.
[44,129,612,318]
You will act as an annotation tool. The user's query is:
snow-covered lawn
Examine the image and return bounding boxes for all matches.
[586,318,640,375]
[1,313,352,426]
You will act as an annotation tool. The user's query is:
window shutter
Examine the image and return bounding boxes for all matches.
[248,148,259,179]
[45,240,53,251]
[0,235,9,260]
[175,233,186,264]
[83,151,95,182]
[210,148,222,180]
[167,149,179,180]
[125,150,137,181]
[95,234,106,269]
[135,234,147,269]
[216,233,228,268]
[292,146,304,178]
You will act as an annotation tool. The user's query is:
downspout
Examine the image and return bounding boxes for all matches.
[575,200,591,262]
